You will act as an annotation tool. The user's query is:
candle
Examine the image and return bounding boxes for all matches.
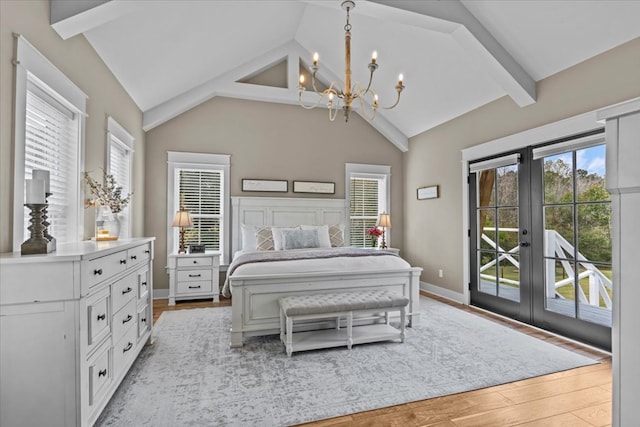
[312,52,319,66]
[299,75,305,85]
[371,51,377,64]
[398,73,404,85]
[32,169,50,193]
[26,179,46,204]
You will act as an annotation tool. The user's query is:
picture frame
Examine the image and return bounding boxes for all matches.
[417,185,439,200]
[242,179,288,193]
[292,181,335,194]
[189,244,205,254]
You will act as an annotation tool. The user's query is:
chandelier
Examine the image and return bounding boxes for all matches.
[298,0,404,122]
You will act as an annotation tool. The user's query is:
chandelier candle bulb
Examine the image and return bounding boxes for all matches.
[313,52,319,66]
[371,51,377,64]
[398,74,403,85]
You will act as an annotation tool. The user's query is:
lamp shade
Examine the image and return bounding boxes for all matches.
[378,213,391,228]
[172,210,192,228]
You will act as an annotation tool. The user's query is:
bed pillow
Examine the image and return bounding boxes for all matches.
[272,226,301,250]
[300,225,332,248]
[255,226,275,251]
[328,224,345,247]
[241,224,258,251]
[281,229,320,250]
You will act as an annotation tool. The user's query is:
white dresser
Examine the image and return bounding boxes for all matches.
[167,252,220,305]
[0,238,155,427]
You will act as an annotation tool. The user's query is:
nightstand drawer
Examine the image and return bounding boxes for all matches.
[177,269,212,282]
[177,256,216,268]
[177,280,213,295]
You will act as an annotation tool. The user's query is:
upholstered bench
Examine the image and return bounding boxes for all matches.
[278,290,409,356]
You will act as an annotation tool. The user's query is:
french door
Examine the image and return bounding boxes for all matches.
[469,132,611,350]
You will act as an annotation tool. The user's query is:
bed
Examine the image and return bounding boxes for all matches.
[226,196,422,347]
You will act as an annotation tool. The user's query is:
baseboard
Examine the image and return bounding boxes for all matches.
[420,282,465,304]
[153,288,169,300]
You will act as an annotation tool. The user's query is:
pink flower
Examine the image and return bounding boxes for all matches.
[366,227,383,237]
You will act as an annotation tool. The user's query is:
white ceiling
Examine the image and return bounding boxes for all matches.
[51,0,640,151]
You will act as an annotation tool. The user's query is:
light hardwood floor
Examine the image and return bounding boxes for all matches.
[153,293,612,427]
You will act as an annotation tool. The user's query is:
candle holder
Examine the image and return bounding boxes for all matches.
[21,204,54,255]
[43,192,56,251]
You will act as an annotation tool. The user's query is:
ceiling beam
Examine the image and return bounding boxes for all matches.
[50,0,143,40]
[368,0,536,107]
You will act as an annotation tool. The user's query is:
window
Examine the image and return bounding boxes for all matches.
[106,117,134,238]
[167,152,230,264]
[13,35,87,250]
[346,163,390,248]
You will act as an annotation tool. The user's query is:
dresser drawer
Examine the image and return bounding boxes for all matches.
[83,251,128,288]
[177,269,212,282]
[137,304,150,340]
[112,298,137,344]
[137,267,150,303]
[176,280,213,295]
[87,342,112,407]
[177,256,216,268]
[86,287,110,350]
[113,326,138,379]
[127,243,151,268]
[112,272,137,314]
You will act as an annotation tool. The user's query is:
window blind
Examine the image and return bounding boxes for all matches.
[24,82,79,244]
[109,135,132,237]
[179,170,222,251]
[349,177,380,247]
[532,133,605,160]
[469,153,520,174]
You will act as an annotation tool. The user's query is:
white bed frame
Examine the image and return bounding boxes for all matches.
[228,196,422,347]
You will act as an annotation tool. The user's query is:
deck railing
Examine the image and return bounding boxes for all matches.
[480,228,612,309]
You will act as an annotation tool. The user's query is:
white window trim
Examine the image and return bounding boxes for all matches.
[167,151,231,264]
[345,163,391,246]
[460,108,606,305]
[12,34,87,251]
[106,116,134,238]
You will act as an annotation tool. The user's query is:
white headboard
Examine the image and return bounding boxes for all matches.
[231,196,348,254]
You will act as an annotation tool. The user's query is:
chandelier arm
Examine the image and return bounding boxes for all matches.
[356,94,377,121]
[362,66,376,95]
[380,87,403,110]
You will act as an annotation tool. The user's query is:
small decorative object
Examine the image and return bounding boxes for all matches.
[189,244,205,254]
[172,208,192,254]
[365,226,382,248]
[292,181,335,194]
[377,212,391,249]
[417,185,439,200]
[84,170,132,240]
[21,176,54,254]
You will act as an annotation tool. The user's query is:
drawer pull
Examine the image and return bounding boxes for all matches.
[122,287,133,295]
[94,268,103,276]
[97,313,106,321]
[123,342,133,353]
[193,260,198,264]
[188,285,202,289]
[130,255,137,260]
[188,274,202,278]
[141,281,147,287]
[144,250,150,254]
[120,259,127,265]
[141,318,147,323]
[122,314,133,324]
[98,369,107,377]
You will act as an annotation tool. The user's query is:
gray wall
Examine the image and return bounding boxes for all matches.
[145,97,405,291]
[404,37,640,296]
[0,0,146,252]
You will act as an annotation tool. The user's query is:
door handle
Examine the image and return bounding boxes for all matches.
[520,242,530,247]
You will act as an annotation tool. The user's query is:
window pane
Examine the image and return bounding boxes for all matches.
[477,169,495,207]
[545,260,577,318]
[544,205,574,256]
[478,251,497,296]
[576,144,609,202]
[178,169,222,250]
[497,207,518,252]
[498,254,520,302]
[577,203,611,264]
[497,165,518,206]
[478,209,495,250]
[543,153,573,204]
[349,177,381,247]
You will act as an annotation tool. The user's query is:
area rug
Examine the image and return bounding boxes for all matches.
[96,297,597,426]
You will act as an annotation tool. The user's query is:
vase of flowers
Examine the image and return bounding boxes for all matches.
[84,171,132,240]
[365,226,383,248]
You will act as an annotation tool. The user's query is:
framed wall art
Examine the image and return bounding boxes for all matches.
[242,179,288,193]
[292,181,335,194]
[417,185,439,200]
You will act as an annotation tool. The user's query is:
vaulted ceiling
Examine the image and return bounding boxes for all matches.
[51,0,640,151]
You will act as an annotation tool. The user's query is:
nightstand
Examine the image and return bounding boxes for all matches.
[380,247,400,256]
[167,252,220,305]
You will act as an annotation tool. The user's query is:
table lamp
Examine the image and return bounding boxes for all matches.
[172,208,192,254]
[378,212,391,249]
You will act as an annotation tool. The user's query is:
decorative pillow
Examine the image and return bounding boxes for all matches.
[255,226,275,251]
[328,224,345,247]
[300,225,332,248]
[272,226,301,250]
[241,224,257,251]
[281,229,320,250]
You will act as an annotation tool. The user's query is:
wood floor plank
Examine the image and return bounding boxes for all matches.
[514,412,594,427]
[451,387,610,427]
[571,402,612,427]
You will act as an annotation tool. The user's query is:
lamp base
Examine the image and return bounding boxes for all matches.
[178,228,187,254]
